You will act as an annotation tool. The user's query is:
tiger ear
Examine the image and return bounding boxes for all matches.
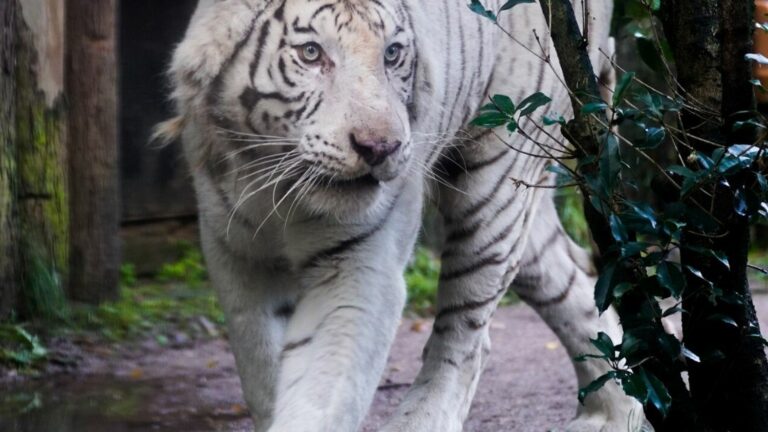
[168,0,264,112]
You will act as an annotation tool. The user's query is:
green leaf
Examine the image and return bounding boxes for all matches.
[582,102,608,114]
[613,282,634,299]
[546,164,572,179]
[600,133,622,194]
[684,265,709,283]
[471,111,509,128]
[708,313,738,328]
[623,201,658,233]
[639,369,672,417]
[683,245,730,269]
[478,103,498,112]
[491,94,516,115]
[613,71,636,106]
[590,332,617,359]
[662,305,684,317]
[579,371,619,404]
[518,92,552,116]
[500,0,535,10]
[595,260,617,313]
[543,113,566,126]
[637,126,666,149]
[609,213,629,242]
[620,242,649,258]
[506,119,519,133]
[668,165,696,178]
[656,261,685,297]
[621,372,648,403]
[682,347,701,363]
[757,173,767,194]
[468,0,497,21]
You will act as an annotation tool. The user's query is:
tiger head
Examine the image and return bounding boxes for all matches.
[167,0,420,217]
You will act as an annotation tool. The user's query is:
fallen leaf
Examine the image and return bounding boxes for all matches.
[410,320,430,333]
[545,341,560,351]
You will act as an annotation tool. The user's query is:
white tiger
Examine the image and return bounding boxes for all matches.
[161,0,645,430]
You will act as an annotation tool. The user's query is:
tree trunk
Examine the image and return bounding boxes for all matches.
[66,0,120,303]
[0,0,20,321]
[662,0,768,430]
[13,0,70,320]
[539,1,701,429]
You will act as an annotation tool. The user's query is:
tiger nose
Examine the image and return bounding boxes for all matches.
[350,134,401,167]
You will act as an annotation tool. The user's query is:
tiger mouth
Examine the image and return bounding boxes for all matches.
[320,173,381,190]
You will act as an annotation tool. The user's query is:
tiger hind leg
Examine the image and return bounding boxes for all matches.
[510,198,645,432]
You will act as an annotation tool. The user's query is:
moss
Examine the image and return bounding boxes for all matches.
[14,21,69,319]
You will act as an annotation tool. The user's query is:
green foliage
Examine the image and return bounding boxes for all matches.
[468,0,535,22]
[69,282,224,342]
[119,263,138,288]
[476,0,768,420]
[404,247,518,315]
[156,247,207,287]
[555,184,592,248]
[471,92,551,134]
[0,324,47,367]
[22,251,68,322]
[405,248,441,316]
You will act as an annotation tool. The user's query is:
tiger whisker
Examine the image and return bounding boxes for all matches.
[228,151,299,174]
[254,167,314,238]
[232,155,299,179]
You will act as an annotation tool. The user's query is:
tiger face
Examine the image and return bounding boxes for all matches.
[209,0,417,216]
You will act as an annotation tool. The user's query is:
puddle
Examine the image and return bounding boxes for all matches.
[0,377,250,432]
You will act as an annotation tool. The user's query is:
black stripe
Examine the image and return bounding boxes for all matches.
[278,57,297,87]
[446,215,520,258]
[464,149,508,172]
[249,21,272,86]
[521,227,563,268]
[518,269,576,308]
[282,336,312,354]
[447,4,467,129]
[302,187,402,268]
[435,285,506,320]
[444,158,517,225]
[204,11,263,128]
[439,245,514,282]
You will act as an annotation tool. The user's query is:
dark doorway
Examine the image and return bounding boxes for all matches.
[119,0,199,223]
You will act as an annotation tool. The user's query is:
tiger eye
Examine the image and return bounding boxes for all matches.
[299,42,323,63]
[384,44,402,65]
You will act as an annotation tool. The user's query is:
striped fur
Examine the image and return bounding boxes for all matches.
[166,0,644,431]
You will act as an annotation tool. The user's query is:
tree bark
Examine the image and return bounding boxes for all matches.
[661,0,768,430]
[540,1,702,429]
[66,0,120,303]
[0,0,20,321]
[13,0,70,320]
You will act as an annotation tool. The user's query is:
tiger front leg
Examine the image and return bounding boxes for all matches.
[200,224,295,432]
[266,220,417,432]
[382,144,547,432]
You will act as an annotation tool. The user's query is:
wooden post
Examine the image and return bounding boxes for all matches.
[8,0,70,320]
[0,0,20,320]
[66,0,120,303]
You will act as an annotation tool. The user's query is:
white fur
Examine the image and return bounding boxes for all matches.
[167,0,644,431]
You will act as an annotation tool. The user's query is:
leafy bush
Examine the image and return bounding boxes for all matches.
[405,248,441,315]
[156,247,207,287]
[0,325,47,367]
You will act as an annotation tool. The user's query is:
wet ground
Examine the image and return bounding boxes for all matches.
[2,280,767,432]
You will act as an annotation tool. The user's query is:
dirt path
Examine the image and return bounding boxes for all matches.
[3,284,768,432]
